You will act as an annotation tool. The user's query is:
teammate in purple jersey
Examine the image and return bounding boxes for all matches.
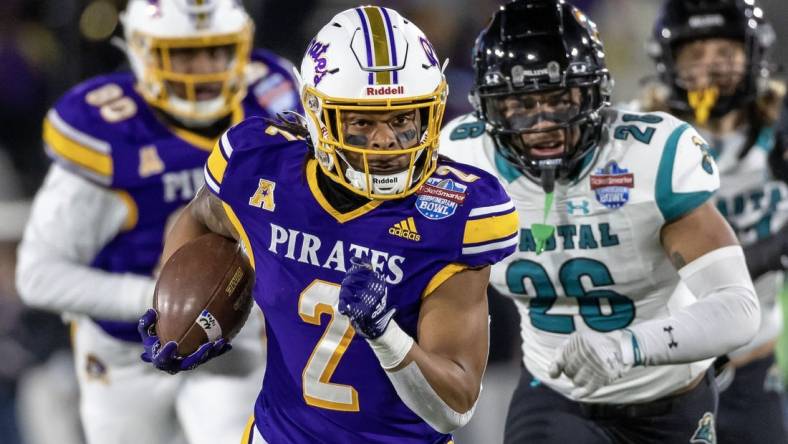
[138,6,519,444]
[15,1,300,443]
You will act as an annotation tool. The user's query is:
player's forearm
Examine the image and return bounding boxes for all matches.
[395,344,481,413]
[365,320,481,433]
[160,201,212,265]
[627,246,759,366]
[16,244,154,320]
[161,186,236,264]
[15,165,153,319]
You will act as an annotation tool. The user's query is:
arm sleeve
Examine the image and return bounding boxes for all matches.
[655,123,720,222]
[626,246,759,366]
[15,165,155,320]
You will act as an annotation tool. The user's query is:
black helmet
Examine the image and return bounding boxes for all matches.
[648,0,775,120]
[470,0,612,191]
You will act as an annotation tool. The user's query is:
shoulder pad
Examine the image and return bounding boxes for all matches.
[441,114,486,142]
[654,119,719,222]
[251,49,298,78]
[204,117,307,194]
[42,74,139,185]
[424,158,518,266]
[246,49,302,115]
[439,113,488,163]
[440,159,518,267]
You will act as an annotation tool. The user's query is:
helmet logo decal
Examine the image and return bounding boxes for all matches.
[547,61,561,83]
[171,0,220,30]
[365,85,405,96]
[308,40,331,86]
[484,70,505,86]
[572,7,602,44]
[510,61,561,85]
[419,36,438,68]
[355,7,401,85]
[688,14,725,29]
[146,0,162,17]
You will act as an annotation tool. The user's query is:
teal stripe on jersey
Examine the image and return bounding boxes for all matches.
[656,122,713,222]
[494,150,523,183]
[755,126,774,152]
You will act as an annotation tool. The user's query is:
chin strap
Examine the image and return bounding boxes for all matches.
[687,87,719,126]
[532,168,556,255]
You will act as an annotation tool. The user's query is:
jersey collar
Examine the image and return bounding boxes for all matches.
[306,159,384,223]
[168,102,246,151]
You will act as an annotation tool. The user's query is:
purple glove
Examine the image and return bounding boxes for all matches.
[137,309,231,375]
[338,257,397,339]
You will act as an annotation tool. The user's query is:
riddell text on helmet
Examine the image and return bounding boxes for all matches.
[365,85,405,96]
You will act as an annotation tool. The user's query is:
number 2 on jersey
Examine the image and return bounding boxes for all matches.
[299,280,359,412]
[506,258,635,333]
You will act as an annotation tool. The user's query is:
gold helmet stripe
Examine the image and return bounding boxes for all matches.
[362,6,392,85]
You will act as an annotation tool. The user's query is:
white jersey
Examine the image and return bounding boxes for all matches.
[440,109,719,403]
[700,124,788,359]
[622,98,788,361]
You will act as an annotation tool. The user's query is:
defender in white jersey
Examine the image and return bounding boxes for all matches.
[441,1,759,442]
[642,1,788,442]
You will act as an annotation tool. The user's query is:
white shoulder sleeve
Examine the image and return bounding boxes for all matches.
[16,165,155,321]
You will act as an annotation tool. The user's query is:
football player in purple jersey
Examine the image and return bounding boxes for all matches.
[15,1,300,443]
[138,6,519,444]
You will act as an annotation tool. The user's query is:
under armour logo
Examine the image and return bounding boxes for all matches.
[664,326,678,349]
[566,200,590,215]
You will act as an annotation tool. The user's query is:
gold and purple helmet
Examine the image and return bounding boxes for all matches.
[121,0,253,124]
[298,6,448,200]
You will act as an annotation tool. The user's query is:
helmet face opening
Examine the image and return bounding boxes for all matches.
[673,38,747,94]
[470,0,610,182]
[650,0,775,121]
[122,0,255,125]
[130,26,252,123]
[303,81,447,200]
[480,85,602,165]
[669,37,749,123]
[299,6,448,201]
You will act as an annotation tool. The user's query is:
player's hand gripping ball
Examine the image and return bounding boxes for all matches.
[138,309,231,374]
[138,233,254,374]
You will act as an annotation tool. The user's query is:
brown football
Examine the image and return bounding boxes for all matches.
[154,233,255,355]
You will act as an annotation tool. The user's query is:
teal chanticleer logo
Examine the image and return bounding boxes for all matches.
[690,412,716,444]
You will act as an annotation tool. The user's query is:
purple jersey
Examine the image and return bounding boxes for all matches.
[205,117,519,443]
[43,49,301,341]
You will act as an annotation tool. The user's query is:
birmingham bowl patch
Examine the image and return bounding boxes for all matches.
[590,161,634,209]
[415,178,467,220]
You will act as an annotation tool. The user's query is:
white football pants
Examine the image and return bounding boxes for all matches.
[72,312,266,444]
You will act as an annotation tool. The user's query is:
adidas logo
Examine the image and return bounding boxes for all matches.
[389,217,421,242]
